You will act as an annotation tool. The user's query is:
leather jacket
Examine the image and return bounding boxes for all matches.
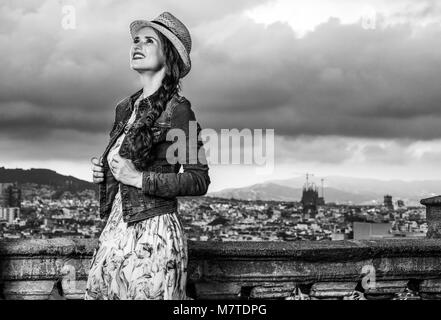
[98,88,211,224]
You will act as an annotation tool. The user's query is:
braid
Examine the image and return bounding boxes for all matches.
[126,31,184,171]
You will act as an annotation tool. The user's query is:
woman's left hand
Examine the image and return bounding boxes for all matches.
[109,154,143,189]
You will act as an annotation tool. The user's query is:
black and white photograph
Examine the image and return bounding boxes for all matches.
[1,0,441,309]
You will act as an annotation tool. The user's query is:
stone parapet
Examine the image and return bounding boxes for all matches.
[2,239,441,299]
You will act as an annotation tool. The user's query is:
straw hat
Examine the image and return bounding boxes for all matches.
[130,12,192,78]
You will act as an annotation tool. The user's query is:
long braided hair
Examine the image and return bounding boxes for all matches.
[126,30,184,171]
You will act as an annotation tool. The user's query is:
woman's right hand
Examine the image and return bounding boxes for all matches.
[91,157,105,184]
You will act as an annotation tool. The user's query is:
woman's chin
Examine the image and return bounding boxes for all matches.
[131,67,159,75]
[130,61,149,71]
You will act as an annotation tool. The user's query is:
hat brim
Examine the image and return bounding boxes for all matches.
[130,20,191,78]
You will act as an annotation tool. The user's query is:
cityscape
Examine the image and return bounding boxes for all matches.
[0,178,427,242]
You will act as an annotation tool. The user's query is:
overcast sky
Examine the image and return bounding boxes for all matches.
[2,0,441,191]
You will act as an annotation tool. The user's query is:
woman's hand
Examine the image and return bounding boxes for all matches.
[91,157,105,184]
[109,154,143,189]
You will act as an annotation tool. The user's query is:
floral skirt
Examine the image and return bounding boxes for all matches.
[85,188,191,300]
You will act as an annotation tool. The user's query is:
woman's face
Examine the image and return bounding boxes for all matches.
[130,27,166,72]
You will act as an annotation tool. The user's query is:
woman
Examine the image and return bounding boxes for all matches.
[85,12,210,300]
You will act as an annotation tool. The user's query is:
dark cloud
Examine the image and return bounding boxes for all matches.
[2,0,441,168]
[0,130,107,161]
[0,0,270,140]
[360,144,409,165]
[189,16,441,140]
[274,136,358,164]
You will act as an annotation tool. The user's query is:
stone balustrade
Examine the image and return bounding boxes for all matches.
[2,239,441,300]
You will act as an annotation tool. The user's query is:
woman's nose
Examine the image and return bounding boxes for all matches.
[131,44,141,53]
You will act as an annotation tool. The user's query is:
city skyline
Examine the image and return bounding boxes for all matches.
[0,180,427,241]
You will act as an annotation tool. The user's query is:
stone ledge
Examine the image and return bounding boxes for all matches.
[189,239,441,261]
[2,239,441,300]
[0,238,97,257]
[421,196,441,206]
[3,238,441,259]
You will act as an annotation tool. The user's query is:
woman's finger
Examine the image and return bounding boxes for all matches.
[92,165,104,172]
[91,157,100,165]
[93,177,104,184]
[93,172,104,178]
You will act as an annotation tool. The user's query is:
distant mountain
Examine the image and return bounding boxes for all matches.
[208,176,441,205]
[271,175,441,197]
[208,183,299,202]
[2,166,438,205]
[0,167,97,199]
[208,182,375,204]
[270,176,441,204]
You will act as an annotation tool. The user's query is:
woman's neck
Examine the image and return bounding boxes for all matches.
[138,69,166,98]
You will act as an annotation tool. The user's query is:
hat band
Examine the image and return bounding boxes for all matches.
[151,21,175,35]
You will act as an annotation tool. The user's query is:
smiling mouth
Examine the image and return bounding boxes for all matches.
[132,52,145,60]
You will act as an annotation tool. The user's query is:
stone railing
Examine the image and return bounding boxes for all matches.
[2,239,441,300]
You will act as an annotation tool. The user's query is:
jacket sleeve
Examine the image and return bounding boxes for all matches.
[141,100,211,198]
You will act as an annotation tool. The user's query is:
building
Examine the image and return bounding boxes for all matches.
[353,222,391,240]
[301,183,320,218]
[0,183,13,207]
[0,183,21,208]
[384,195,394,211]
[9,185,21,208]
[317,178,326,206]
[0,207,20,224]
[0,183,21,224]
[331,232,346,241]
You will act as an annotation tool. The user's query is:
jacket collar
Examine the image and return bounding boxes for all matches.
[127,88,181,113]
[128,88,144,112]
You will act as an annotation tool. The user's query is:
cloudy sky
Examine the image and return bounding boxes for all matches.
[1,0,441,191]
